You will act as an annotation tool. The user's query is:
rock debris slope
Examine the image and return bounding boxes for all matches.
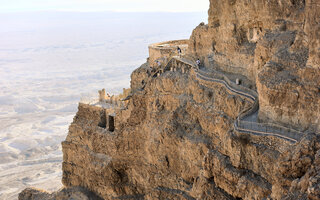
[20,0,319,199]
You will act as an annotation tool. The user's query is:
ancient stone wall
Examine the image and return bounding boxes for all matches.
[148,40,188,65]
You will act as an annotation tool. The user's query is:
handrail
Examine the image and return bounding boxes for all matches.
[196,72,303,143]
[196,73,256,102]
[152,54,176,77]
[162,56,304,144]
[152,55,196,77]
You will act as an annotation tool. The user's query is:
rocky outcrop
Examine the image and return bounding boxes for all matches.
[59,66,248,199]
[19,187,102,200]
[189,0,320,132]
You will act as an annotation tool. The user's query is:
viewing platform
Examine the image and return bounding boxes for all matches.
[148,40,189,65]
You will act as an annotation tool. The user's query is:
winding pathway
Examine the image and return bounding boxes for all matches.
[161,56,304,144]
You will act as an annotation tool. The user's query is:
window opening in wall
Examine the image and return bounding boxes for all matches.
[108,115,115,132]
[98,114,107,129]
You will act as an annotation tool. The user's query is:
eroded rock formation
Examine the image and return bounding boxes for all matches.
[19,187,103,200]
[189,0,320,132]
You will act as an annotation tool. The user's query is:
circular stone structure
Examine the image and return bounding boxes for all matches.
[148,39,189,65]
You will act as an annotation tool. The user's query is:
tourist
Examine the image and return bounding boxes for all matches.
[196,59,201,67]
[177,46,182,57]
[156,60,161,67]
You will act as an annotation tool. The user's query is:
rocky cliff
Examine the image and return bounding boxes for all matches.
[189,0,320,132]
[20,0,320,199]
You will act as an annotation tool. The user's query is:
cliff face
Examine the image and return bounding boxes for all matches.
[189,0,320,132]
[60,67,251,199]
[58,60,319,200]
[19,0,320,200]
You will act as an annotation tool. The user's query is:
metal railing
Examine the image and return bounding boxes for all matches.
[163,56,304,144]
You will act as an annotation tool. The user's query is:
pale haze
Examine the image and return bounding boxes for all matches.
[1,0,209,13]
[0,1,208,199]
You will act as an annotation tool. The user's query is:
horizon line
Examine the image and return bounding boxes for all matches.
[0,9,208,14]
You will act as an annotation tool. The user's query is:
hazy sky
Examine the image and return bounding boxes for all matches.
[1,0,209,13]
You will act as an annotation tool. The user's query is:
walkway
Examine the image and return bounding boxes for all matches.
[161,56,304,144]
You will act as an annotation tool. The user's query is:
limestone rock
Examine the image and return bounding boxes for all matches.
[19,187,103,200]
[189,0,320,132]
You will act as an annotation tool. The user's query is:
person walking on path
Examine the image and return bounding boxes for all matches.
[196,58,201,66]
[196,58,202,70]
[156,60,161,68]
[177,46,182,57]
